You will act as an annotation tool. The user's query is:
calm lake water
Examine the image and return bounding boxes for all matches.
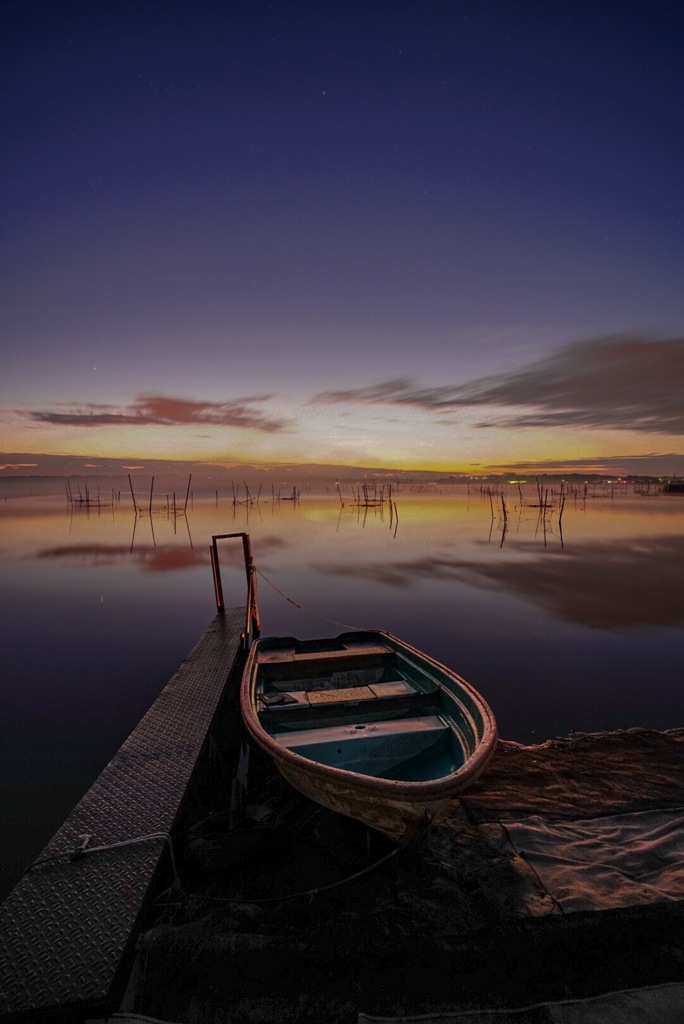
[2,480,683,898]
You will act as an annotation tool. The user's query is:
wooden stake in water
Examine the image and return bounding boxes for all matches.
[128,474,138,514]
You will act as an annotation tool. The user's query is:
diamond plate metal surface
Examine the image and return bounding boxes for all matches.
[0,609,244,1020]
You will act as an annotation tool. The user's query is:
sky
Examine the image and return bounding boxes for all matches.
[2,0,683,478]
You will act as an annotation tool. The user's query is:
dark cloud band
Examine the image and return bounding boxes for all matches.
[28,394,286,433]
[313,335,684,436]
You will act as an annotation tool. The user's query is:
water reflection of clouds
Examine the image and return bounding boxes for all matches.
[317,555,476,589]
[35,544,210,573]
[32,533,291,573]
[136,549,209,573]
[317,534,684,629]
[251,535,290,554]
[479,535,684,628]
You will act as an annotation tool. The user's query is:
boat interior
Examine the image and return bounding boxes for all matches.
[253,633,475,782]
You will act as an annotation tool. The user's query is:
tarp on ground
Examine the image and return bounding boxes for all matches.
[502,807,684,912]
[358,980,684,1023]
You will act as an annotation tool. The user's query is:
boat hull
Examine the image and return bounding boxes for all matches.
[275,756,452,836]
[241,630,497,837]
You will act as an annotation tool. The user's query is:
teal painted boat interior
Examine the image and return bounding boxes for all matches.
[254,632,484,782]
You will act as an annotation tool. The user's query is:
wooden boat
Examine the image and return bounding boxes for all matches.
[241,630,497,836]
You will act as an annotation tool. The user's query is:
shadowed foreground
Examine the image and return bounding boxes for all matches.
[124,727,684,1023]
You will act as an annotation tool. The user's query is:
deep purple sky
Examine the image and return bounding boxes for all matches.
[2,1,683,475]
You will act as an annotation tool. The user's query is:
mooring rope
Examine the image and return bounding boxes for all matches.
[193,816,432,906]
[197,844,400,905]
[254,565,366,632]
[28,831,182,888]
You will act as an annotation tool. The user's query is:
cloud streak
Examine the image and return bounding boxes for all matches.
[312,335,684,436]
[488,454,684,475]
[27,394,286,432]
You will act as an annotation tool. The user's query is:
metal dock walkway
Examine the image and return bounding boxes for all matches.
[0,535,260,1023]
[0,610,244,1022]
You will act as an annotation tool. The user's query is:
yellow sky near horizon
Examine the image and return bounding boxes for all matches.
[2,336,682,478]
[1,406,680,479]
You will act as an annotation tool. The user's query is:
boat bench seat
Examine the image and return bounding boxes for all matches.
[276,715,450,773]
[258,644,391,665]
[258,679,440,723]
[258,647,396,681]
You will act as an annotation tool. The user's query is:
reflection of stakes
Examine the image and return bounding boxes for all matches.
[557,488,566,549]
[128,473,138,513]
[486,487,510,545]
[530,484,566,548]
[238,482,263,507]
[280,486,300,503]
[486,487,496,544]
[343,495,398,535]
[66,480,120,511]
[532,489,550,547]
[485,486,564,547]
[229,481,258,508]
[270,483,300,505]
[538,503,547,547]
[351,481,387,508]
[228,484,266,528]
[128,473,192,523]
[124,472,197,554]
[338,480,396,510]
